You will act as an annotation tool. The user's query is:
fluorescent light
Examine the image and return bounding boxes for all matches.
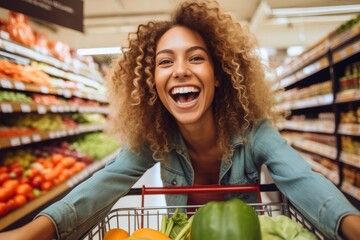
[77,47,122,56]
[272,4,360,17]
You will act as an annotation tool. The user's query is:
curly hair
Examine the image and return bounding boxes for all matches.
[106,0,280,160]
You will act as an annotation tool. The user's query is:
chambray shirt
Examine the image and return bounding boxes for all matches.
[39,119,359,239]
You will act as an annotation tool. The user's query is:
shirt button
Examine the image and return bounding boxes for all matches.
[171,179,177,185]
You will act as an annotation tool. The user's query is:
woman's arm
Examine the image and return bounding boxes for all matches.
[0,216,55,240]
[340,214,360,240]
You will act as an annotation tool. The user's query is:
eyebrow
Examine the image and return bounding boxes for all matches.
[155,46,209,57]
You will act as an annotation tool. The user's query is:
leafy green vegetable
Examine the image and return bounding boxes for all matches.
[259,215,317,240]
[161,208,192,240]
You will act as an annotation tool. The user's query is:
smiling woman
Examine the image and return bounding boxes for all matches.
[0,1,359,240]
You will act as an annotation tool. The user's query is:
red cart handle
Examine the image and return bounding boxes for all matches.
[141,184,262,208]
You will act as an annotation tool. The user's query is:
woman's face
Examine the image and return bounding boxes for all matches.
[154,26,216,127]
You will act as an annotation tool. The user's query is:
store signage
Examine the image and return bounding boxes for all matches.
[0,0,84,32]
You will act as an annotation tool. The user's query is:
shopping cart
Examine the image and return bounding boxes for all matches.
[81,183,326,240]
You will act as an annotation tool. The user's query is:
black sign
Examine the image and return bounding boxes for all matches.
[0,0,83,32]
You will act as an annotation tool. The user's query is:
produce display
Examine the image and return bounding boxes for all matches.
[0,90,33,103]
[69,132,120,160]
[0,132,119,217]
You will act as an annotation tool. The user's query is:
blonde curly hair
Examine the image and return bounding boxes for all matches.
[106,0,279,160]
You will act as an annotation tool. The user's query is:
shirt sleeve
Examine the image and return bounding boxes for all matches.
[37,145,156,240]
[249,119,360,239]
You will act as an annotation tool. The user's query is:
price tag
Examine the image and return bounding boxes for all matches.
[57,89,64,95]
[14,81,25,90]
[68,129,75,135]
[1,103,13,113]
[37,105,46,114]
[32,134,41,142]
[0,79,12,88]
[64,90,72,98]
[21,136,31,144]
[4,43,14,52]
[20,104,31,112]
[74,91,82,98]
[10,137,21,146]
[50,105,58,112]
[40,86,49,94]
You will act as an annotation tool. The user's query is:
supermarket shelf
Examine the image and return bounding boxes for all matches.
[332,37,360,64]
[341,181,360,202]
[340,152,360,168]
[0,149,120,230]
[0,125,105,149]
[336,89,360,103]
[274,57,329,90]
[0,78,107,103]
[277,120,335,134]
[0,37,103,83]
[330,23,360,50]
[276,39,329,80]
[288,139,337,160]
[338,123,360,136]
[275,93,333,111]
[0,101,109,114]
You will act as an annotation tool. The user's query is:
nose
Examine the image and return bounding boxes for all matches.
[172,61,191,79]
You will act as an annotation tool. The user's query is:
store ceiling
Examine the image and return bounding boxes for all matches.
[2,0,360,66]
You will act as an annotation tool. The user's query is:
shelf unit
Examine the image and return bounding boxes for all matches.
[0,150,119,230]
[273,23,360,209]
[0,36,118,229]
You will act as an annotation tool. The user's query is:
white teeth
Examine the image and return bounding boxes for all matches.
[171,86,200,95]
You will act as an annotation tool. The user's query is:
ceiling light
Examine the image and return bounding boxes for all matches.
[271,4,360,17]
[77,47,122,56]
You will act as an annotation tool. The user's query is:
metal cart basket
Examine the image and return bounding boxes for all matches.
[81,184,326,240]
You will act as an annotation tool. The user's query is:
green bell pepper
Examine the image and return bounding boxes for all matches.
[190,199,261,240]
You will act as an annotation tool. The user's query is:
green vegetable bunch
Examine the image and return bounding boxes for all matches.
[160,208,193,240]
[259,215,317,240]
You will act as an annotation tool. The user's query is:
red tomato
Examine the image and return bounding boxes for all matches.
[3,179,19,189]
[0,173,9,184]
[13,195,27,207]
[30,175,42,188]
[0,187,14,202]
[41,181,53,191]
[16,183,32,195]
[0,202,8,217]
[6,198,17,212]
[0,166,8,174]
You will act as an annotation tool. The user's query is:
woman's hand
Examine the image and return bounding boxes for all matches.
[0,216,56,240]
[340,214,360,240]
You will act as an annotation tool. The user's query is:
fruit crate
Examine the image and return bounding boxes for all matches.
[81,184,326,240]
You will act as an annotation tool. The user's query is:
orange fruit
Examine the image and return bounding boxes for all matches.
[104,228,130,240]
[131,228,171,240]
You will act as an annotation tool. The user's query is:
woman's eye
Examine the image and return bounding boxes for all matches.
[190,56,204,62]
[158,59,173,66]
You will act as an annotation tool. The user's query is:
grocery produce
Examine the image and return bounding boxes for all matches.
[160,208,193,240]
[190,199,261,240]
[131,228,171,240]
[259,215,317,240]
[103,228,130,240]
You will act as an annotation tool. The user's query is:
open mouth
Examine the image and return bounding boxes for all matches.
[170,86,200,104]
